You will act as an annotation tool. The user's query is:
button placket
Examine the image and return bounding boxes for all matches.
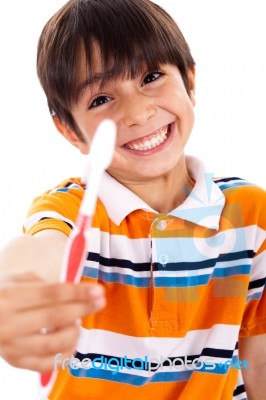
[149,215,173,329]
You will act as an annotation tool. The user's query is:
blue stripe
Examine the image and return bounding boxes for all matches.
[83,264,251,288]
[54,188,69,193]
[68,361,229,384]
[218,181,255,191]
[82,267,151,287]
[196,363,229,374]
[51,184,80,193]
[68,366,192,385]
[82,267,98,279]
[82,267,210,288]
[247,292,262,301]
[212,264,251,277]
[154,274,210,287]
[82,267,210,287]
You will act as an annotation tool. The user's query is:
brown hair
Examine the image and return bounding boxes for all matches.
[37,0,195,140]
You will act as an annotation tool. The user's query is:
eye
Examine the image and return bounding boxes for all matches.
[89,95,112,109]
[142,71,164,86]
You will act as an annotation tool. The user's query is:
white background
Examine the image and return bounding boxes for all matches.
[0,0,265,398]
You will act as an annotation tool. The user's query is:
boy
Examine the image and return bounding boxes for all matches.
[0,0,265,399]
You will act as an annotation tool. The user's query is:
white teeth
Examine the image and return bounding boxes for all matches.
[126,126,169,151]
[144,140,150,148]
[151,137,157,146]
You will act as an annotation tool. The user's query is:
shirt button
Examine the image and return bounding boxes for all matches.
[157,220,168,231]
[159,253,169,267]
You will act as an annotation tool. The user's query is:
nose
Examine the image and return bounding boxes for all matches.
[120,90,156,127]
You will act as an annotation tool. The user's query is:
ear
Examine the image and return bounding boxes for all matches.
[52,117,89,154]
[187,67,196,107]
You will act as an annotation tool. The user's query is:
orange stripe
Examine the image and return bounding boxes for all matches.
[48,365,238,399]
[80,276,250,336]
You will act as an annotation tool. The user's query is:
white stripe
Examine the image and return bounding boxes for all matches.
[84,226,262,280]
[78,356,221,376]
[93,230,151,263]
[247,286,263,299]
[250,248,266,280]
[192,225,263,260]
[90,225,263,261]
[77,324,240,358]
[83,262,151,278]
[246,286,264,303]
[216,258,251,268]
[245,225,265,252]
[233,394,247,400]
[24,211,74,232]
[232,371,246,400]
[153,267,214,278]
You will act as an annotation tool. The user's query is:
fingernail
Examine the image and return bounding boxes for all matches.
[93,297,106,310]
[88,285,104,298]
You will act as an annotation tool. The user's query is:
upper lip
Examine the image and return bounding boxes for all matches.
[122,123,172,147]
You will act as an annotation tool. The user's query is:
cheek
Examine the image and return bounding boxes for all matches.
[73,116,100,146]
[160,85,191,112]
[175,90,195,119]
[107,146,127,173]
[79,141,90,155]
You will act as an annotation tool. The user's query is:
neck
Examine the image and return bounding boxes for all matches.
[114,156,194,213]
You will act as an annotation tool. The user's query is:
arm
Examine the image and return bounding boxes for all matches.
[0,230,105,372]
[0,230,68,282]
[238,334,266,400]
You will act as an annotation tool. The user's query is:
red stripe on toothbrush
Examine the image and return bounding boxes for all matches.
[40,372,52,387]
[40,215,91,392]
[65,214,91,282]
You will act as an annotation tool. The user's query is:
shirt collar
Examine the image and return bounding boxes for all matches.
[99,156,225,229]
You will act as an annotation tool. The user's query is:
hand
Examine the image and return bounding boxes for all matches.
[0,272,105,372]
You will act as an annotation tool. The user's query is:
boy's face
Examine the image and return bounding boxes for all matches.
[67,49,196,185]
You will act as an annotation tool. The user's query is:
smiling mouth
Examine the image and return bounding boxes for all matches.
[124,125,170,151]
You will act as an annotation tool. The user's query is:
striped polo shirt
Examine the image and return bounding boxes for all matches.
[24,156,266,400]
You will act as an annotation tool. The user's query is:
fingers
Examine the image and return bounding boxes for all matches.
[0,284,105,338]
[0,280,105,311]
[0,271,43,285]
[0,323,76,372]
[0,295,105,339]
[1,324,79,371]
[4,350,77,373]
[0,276,106,371]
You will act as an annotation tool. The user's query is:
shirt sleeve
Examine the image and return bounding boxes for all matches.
[23,178,85,237]
[239,186,266,337]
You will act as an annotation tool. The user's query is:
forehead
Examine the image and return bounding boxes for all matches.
[76,41,147,103]
[76,42,118,101]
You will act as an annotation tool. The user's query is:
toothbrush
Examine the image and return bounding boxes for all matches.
[39,119,117,399]
[60,119,117,283]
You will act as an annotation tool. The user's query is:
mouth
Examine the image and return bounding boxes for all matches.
[123,124,171,152]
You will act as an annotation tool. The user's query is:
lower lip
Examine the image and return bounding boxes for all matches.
[123,123,175,156]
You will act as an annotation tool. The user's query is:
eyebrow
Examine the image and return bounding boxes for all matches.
[77,71,115,103]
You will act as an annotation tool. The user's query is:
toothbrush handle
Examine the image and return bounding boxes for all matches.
[39,214,91,398]
[64,214,91,283]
